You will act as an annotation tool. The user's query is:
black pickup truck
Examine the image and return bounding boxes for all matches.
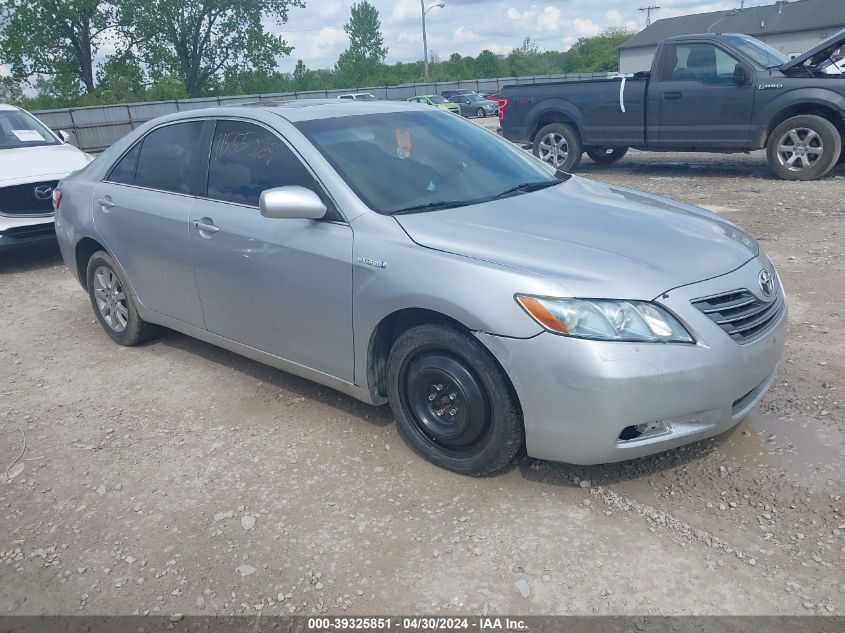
[499,29,845,180]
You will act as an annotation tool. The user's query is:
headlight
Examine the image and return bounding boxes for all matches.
[516,295,694,343]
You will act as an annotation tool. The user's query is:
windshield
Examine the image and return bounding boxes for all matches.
[722,35,789,68]
[0,109,60,150]
[429,95,449,104]
[296,110,561,215]
[356,94,377,101]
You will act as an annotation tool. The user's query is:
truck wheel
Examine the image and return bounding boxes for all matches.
[586,147,629,165]
[766,115,841,181]
[533,123,582,172]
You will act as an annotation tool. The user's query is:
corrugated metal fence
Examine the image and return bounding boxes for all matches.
[31,73,615,153]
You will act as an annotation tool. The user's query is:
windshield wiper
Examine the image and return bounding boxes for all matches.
[390,200,477,215]
[487,180,559,201]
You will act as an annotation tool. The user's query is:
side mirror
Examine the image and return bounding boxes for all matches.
[57,130,71,142]
[733,64,749,85]
[259,186,327,221]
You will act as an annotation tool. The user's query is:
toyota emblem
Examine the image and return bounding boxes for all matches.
[33,185,54,201]
[758,269,775,299]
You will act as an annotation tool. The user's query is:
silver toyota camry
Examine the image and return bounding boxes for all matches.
[54,100,786,475]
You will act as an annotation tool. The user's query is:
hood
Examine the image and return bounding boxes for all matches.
[394,176,758,300]
[0,142,92,186]
[779,27,845,72]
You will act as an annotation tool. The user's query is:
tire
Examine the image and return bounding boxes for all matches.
[86,250,158,346]
[586,146,629,165]
[766,115,841,181]
[476,107,486,118]
[386,323,524,476]
[532,123,582,172]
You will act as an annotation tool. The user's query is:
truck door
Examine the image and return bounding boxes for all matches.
[648,41,755,147]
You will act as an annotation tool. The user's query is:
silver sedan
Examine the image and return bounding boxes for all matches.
[53,100,786,475]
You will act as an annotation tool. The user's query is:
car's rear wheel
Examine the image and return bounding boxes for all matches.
[476,107,486,118]
[86,250,158,346]
[766,115,841,181]
[586,146,629,165]
[533,123,582,172]
[386,323,523,475]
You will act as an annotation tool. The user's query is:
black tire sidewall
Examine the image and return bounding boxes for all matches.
[586,147,629,164]
[532,123,582,173]
[386,324,524,476]
[85,251,149,346]
[766,115,841,181]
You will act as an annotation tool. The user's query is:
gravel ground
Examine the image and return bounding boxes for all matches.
[1,126,844,617]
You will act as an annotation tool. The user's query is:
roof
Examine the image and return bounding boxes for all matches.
[619,0,845,50]
[163,99,424,124]
[0,104,20,111]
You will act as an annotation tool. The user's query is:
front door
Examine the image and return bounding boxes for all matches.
[188,119,354,382]
[93,120,209,327]
[650,42,755,147]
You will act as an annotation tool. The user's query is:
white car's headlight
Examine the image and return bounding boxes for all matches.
[516,295,694,343]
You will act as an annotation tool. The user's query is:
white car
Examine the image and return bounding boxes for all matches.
[336,93,378,101]
[0,104,93,251]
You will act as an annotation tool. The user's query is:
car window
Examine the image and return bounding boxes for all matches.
[0,109,60,150]
[296,110,562,215]
[107,142,142,185]
[134,121,206,194]
[671,44,740,84]
[206,120,326,209]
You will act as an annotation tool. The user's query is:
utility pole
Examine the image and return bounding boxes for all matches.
[638,5,660,26]
[421,1,445,81]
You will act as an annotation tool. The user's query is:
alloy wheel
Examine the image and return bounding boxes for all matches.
[93,265,129,332]
[776,127,824,171]
[538,132,568,168]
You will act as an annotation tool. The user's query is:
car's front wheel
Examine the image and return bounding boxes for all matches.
[476,107,486,118]
[533,123,582,172]
[766,115,841,181]
[386,323,523,475]
[86,250,158,346]
[586,146,629,165]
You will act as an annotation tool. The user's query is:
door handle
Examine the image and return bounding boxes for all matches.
[97,196,116,210]
[664,92,683,100]
[193,220,220,234]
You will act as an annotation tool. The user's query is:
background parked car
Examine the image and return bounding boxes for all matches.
[407,95,461,115]
[0,104,93,251]
[337,93,378,101]
[449,93,499,118]
[440,89,476,100]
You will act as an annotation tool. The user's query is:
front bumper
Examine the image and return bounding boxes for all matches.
[476,258,787,465]
[0,215,56,251]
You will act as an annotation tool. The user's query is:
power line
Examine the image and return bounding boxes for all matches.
[638,5,660,26]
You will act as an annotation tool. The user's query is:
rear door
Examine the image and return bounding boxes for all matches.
[94,120,210,327]
[648,41,755,147]
[188,119,354,381]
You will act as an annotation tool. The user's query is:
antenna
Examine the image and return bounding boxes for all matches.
[639,5,661,26]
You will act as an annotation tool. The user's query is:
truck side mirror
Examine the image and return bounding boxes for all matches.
[733,64,749,85]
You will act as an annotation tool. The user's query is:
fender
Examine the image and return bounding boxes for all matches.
[524,98,587,141]
[754,87,845,144]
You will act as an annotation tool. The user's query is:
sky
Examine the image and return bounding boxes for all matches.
[271,0,776,71]
[0,0,777,81]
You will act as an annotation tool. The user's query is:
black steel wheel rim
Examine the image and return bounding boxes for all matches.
[399,349,491,452]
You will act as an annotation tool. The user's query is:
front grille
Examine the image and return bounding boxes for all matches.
[0,223,55,240]
[0,181,58,216]
[691,286,784,344]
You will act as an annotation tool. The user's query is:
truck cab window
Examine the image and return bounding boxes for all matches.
[671,44,741,84]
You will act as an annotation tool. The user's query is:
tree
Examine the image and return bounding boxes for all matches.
[563,28,634,73]
[335,0,386,86]
[0,0,122,94]
[128,0,304,98]
[475,50,501,78]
